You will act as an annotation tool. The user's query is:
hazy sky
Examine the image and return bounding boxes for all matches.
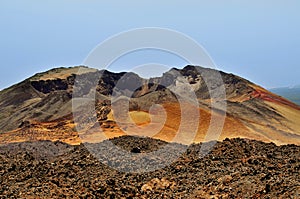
[0,0,299,90]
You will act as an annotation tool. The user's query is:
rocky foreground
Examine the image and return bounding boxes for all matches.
[0,136,299,198]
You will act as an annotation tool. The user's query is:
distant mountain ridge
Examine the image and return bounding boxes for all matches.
[270,86,300,105]
[0,65,299,145]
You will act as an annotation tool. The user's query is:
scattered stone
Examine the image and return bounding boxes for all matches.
[131,147,141,153]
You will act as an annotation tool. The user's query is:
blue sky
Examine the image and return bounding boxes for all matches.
[0,0,299,90]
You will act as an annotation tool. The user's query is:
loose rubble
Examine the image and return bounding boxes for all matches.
[0,136,299,198]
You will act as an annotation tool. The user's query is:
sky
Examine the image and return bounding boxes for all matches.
[0,0,299,90]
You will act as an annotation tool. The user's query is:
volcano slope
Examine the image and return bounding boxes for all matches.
[0,136,299,198]
[0,65,299,145]
[0,66,300,198]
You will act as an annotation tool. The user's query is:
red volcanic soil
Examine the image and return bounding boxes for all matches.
[251,88,300,110]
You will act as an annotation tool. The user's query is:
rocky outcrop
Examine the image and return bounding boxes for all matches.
[31,79,69,94]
